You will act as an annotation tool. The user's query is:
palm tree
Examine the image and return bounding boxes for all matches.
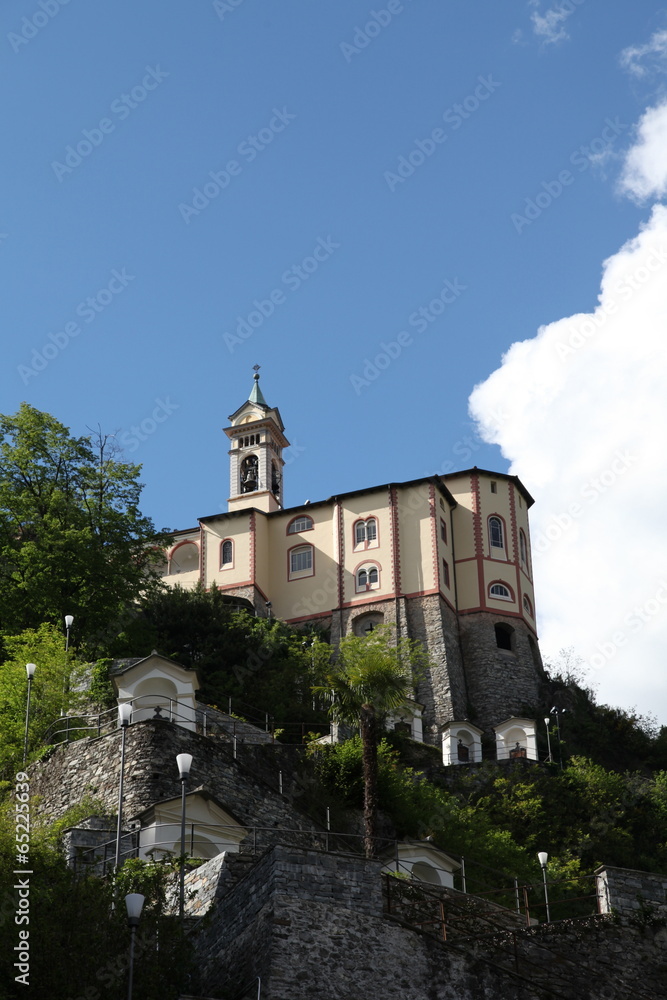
[313,627,425,858]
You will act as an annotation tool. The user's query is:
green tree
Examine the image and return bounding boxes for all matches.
[0,623,84,781]
[313,627,426,857]
[0,404,169,651]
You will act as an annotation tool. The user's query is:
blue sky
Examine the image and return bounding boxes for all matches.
[3,1,667,722]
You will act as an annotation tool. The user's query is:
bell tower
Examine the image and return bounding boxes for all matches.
[224,367,289,513]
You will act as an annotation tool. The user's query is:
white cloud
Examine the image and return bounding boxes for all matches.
[469,157,667,722]
[529,1,584,45]
[620,28,667,78]
[618,101,667,202]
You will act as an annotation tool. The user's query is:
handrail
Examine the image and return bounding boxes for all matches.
[39,697,331,748]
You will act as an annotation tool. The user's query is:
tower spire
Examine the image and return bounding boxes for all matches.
[248,364,268,407]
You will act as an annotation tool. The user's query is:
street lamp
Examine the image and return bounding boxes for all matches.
[115,704,132,870]
[64,614,74,651]
[550,706,566,769]
[124,892,144,1000]
[176,753,193,920]
[23,664,36,766]
[543,717,552,763]
[537,851,550,922]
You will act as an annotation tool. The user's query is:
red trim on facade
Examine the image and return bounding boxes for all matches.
[389,486,401,595]
[249,511,256,585]
[428,483,439,594]
[471,471,486,609]
[336,502,344,609]
[508,483,522,616]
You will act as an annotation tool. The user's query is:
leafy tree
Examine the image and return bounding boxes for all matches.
[0,403,169,652]
[313,627,427,857]
[0,624,84,781]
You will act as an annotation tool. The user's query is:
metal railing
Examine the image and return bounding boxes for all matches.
[71,820,399,877]
[40,697,331,748]
[383,871,600,940]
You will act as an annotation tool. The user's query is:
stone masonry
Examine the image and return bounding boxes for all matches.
[187,847,667,1000]
[29,719,323,846]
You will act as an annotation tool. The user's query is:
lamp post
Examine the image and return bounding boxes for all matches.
[23,664,36,766]
[543,717,552,763]
[115,704,132,870]
[64,614,74,651]
[550,706,566,769]
[62,614,73,714]
[176,753,193,920]
[537,851,550,922]
[124,892,144,1000]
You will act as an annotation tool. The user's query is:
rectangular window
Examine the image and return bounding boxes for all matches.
[490,481,497,494]
[442,559,450,588]
[440,519,447,543]
[291,548,312,573]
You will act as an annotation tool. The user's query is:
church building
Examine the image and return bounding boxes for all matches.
[161,373,545,742]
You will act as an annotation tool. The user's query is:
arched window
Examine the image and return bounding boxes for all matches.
[494,623,514,651]
[489,516,504,549]
[220,539,233,568]
[356,564,380,592]
[240,455,258,493]
[523,594,534,617]
[489,582,512,601]
[354,518,378,548]
[289,545,313,580]
[287,515,313,534]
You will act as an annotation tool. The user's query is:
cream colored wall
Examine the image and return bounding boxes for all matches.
[203,515,252,589]
[268,506,337,621]
[340,490,391,605]
[395,483,434,596]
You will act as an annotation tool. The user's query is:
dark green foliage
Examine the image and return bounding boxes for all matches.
[0,404,170,653]
[88,657,115,708]
[111,584,331,734]
[0,804,193,1000]
[541,649,666,773]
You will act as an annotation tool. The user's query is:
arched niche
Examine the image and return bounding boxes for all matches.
[442,721,484,765]
[169,541,199,575]
[495,717,538,761]
[112,653,201,732]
